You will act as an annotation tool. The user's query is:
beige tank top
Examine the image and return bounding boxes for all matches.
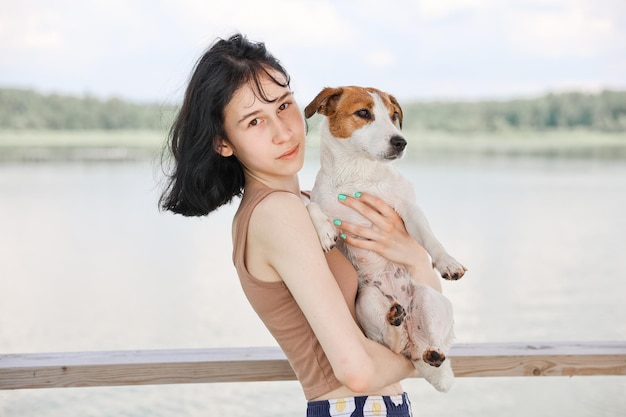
[231,182,358,399]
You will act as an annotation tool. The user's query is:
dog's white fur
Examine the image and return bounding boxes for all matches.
[304,86,466,392]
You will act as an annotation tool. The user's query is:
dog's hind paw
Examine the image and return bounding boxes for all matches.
[422,348,446,367]
[433,254,467,280]
[415,358,455,392]
[387,302,406,326]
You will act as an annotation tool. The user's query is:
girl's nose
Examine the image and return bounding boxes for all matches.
[272,117,292,144]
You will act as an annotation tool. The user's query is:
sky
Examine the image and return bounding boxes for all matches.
[1,0,625,105]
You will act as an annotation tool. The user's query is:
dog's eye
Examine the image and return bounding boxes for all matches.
[355,109,371,119]
[392,111,400,122]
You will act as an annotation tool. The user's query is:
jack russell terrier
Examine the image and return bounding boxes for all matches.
[304,86,466,392]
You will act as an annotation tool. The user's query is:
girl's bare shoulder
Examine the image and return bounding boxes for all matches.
[249,191,314,242]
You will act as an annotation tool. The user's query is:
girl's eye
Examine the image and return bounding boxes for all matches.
[278,102,290,111]
[355,109,371,119]
[249,118,260,127]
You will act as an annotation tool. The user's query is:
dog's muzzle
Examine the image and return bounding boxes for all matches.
[390,135,407,152]
[384,135,407,160]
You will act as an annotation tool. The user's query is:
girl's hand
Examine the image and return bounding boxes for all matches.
[336,192,442,292]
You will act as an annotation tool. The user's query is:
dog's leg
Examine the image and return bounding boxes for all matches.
[356,284,408,355]
[307,202,338,252]
[414,357,454,392]
[405,282,455,391]
[400,203,466,280]
[414,283,455,352]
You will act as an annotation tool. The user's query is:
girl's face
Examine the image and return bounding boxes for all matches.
[219,70,306,185]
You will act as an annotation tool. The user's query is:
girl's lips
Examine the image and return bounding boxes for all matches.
[278,145,300,159]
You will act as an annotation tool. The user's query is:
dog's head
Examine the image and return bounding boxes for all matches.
[304,86,406,161]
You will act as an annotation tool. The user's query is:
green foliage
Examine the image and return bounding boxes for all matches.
[0,88,176,130]
[402,90,626,132]
[1,87,625,132]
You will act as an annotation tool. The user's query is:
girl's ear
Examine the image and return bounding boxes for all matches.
[216,137,234,157]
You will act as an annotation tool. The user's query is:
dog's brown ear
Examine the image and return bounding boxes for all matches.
[304,87,343,119]
[389,94,403,129]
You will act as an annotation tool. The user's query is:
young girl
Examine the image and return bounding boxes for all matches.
[160,33,441,417]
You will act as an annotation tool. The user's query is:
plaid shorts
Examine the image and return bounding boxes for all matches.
[306,392,413,417]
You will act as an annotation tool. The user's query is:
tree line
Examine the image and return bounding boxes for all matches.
[402,90,626,132]
[0,88,176,130]
[1,87,625,132]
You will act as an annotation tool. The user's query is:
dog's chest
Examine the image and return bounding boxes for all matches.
[313,164,411,218]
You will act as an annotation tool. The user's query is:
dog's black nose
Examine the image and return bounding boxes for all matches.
[390,135,407,151]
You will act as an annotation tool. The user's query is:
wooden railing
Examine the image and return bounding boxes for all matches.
[1,341,625,390]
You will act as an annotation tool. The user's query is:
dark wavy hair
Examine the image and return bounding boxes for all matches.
[159,33,291,216]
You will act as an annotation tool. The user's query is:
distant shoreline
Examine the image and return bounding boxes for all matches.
[0,130,165,162]
[1,129,625,162]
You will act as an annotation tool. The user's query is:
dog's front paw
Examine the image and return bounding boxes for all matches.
[433,254,467,280]
[307,202,338,252]
[317,219,338,252]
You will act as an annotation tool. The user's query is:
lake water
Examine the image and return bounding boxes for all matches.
[1,151,625,417]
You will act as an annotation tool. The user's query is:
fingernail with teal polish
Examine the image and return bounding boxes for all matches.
[354,191,362,198]
[340,233,347,240]
[338,194,347,201]
[333,219,342,226]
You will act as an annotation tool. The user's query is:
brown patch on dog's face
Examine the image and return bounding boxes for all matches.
[387,93,403,129]
[304,86,403,138]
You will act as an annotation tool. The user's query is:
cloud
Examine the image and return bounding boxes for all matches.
[0,5,62,52]
[364,50,396,68]
[168,0,358,48]
[1,0,624,101]
[417,0,496,20]
[507,1,618,59]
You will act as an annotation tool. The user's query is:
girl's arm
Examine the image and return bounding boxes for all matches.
[248,191,416,393]
[334,192,442,292]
